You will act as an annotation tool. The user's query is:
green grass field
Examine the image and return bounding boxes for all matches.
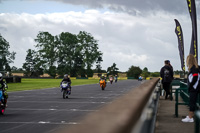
[7,78,100,92]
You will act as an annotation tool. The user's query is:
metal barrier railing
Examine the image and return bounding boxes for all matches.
[134,80,161,133]
[163,79,200,132]
[174,81,189,117]
[169,78,186,101]
[58,78,160,133]
[195,111,200,133]
[194,93,200,133]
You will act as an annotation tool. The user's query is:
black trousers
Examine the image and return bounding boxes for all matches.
[162,82,171,99]
[189,92,198,111]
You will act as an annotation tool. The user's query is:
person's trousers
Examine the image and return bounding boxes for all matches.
[189,92,198,111]
[162,82,171,99]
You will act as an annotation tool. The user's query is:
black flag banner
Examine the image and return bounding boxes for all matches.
[174,19,185,72]
[186,0,198,62]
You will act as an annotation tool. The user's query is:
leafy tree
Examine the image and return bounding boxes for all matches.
[73,53,85,77]
[142,67,150,79]
[77,31,102,77]
[35,32,58,78]
[174,70,185,75]
[107,63,119,76]
[0,34,16,71]
[95,56,103,74]
[22,49,43,77]
[11,66,18,71]
[150,72,160,77]
[11,66,24,73]
[127,65,142,79]
[56,32,85,77]
[34,31,103,78]
[48,66,57,78]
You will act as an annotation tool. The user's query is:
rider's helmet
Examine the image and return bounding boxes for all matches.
[0,73,2,81]
[64,74,68,79]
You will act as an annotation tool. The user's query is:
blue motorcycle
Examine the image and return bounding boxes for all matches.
[61,81,71,99]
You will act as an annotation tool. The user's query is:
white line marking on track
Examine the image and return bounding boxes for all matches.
[6,108,98,112]
[38,121,50,124]
[8,101,111,104]
[0,121,80,125]
[49,109,57,110]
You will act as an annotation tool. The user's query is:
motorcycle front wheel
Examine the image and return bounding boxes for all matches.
[63,90,67,99]
[101,86,105,90]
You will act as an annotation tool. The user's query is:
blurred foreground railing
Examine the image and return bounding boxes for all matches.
[58,78,160,133]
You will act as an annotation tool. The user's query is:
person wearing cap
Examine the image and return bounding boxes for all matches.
[160,60,173,99]
[60,74,72,94]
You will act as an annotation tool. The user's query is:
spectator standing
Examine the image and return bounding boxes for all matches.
[160,60,173,99]
[182,54,200,122]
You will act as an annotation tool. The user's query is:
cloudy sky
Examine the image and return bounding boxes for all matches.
[0,0,200,72]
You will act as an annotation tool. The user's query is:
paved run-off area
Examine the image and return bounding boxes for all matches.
[0,80,142,133]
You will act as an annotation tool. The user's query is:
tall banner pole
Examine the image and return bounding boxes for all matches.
[186,0,198,62]
[174,19,185,77]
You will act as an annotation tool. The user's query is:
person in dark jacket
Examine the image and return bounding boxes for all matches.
[0,73,5,90]
[60,74,72,94]
[0,73,8,107]
[160,60,173,99]
[182,54,200,122]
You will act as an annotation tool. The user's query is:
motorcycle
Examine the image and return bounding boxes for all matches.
[99,79,106,90]
[0,83,8,115]
[138,76,143,81]
[109,77,113,84]
[114,77,117,83]
[61,81,71,99]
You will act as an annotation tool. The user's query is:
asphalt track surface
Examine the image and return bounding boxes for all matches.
[0,80,142,133]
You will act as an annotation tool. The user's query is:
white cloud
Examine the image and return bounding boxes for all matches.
[0,9,197,72]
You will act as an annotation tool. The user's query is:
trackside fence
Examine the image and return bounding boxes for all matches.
[171,79,200,133]
[175,81,188,117]
[58,78,160,133]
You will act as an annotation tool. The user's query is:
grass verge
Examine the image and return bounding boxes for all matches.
[7,78,99,92]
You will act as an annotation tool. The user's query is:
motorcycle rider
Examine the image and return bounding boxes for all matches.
[114,74,118,83]
[0,73,8,107]
[60,74,72,94]
[109,75,113,83]
[100,74,107,84]
[110,75,113,80]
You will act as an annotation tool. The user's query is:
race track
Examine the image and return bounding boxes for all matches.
[0,80,142,133]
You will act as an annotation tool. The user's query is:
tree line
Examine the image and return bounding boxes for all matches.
[0,32,162,79]
[23,31,104,78]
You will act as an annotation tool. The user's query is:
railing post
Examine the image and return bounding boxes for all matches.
[195,117,199,133]
[170,83,173,101]
[175,89,179,117]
